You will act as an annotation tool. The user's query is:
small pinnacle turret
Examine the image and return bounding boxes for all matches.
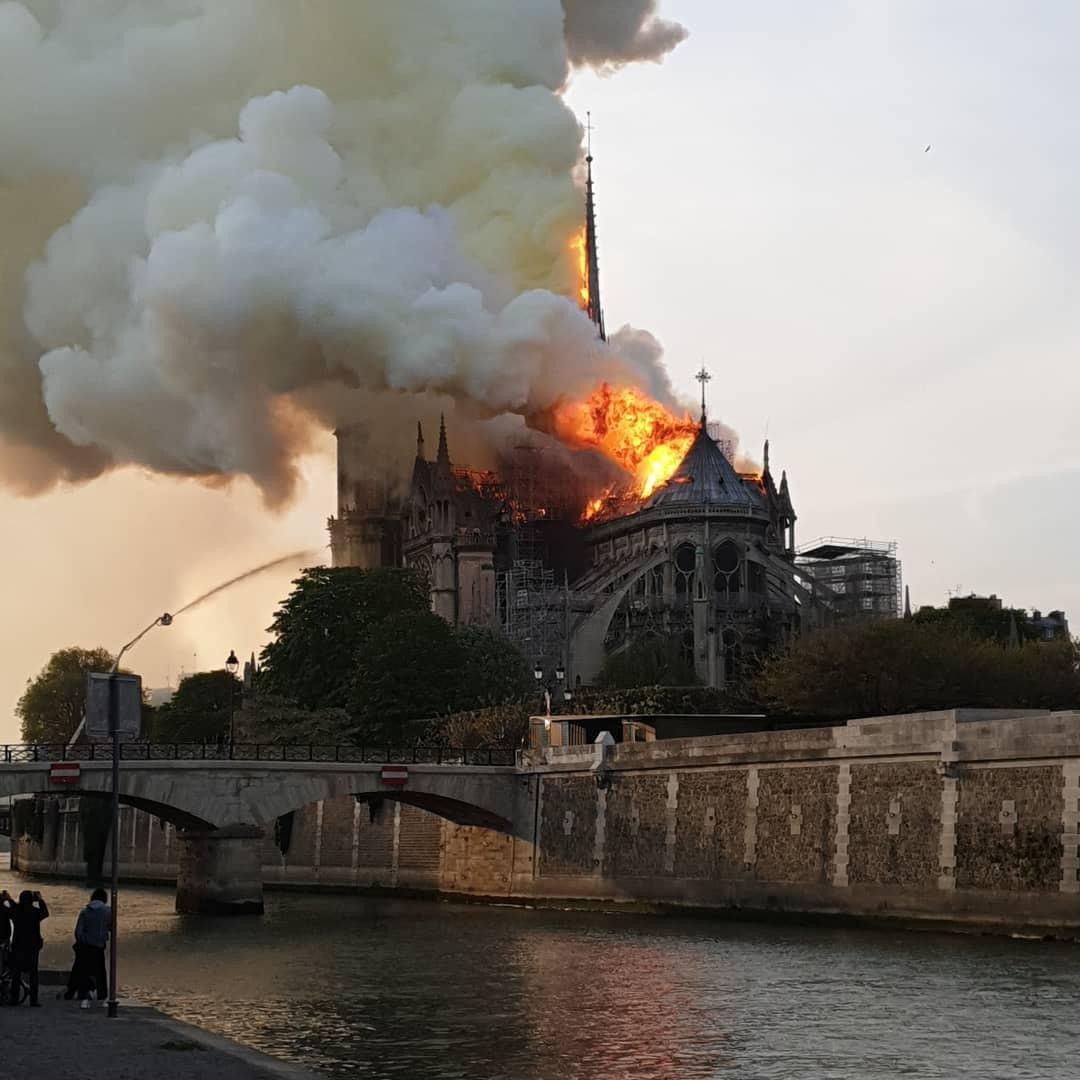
[416,421,426,461]
[436,413,450,467]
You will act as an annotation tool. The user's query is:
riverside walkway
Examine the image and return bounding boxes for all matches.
[0,999,320,1080]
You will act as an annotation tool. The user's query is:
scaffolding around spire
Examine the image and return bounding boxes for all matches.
[583,113,606,341]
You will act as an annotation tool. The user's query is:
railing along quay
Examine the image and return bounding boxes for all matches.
[0,744,516,767]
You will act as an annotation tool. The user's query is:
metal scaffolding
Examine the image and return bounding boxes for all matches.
[795,537,902,620]
[496,560,568,674]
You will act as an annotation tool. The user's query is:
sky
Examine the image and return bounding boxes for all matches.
[2,1,1078,740]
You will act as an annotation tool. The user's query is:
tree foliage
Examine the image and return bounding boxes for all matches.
[911,603,1039,645]
[149,670,241,743]
[595,636,698,690]
[17,646,115,743]
[453,626,533,708]
[756,619,1080,720]
[349,608,466,740]
[259,567,429,710]
[258,567,533,744]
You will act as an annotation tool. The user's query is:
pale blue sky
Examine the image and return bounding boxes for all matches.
[2,2,1077,738]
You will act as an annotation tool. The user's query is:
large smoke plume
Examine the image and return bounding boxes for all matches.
[0,1,687,504]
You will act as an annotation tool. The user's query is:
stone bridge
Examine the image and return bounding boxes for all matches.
[0,758,531,914]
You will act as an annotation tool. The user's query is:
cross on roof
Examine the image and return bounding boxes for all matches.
[695,365,712,423]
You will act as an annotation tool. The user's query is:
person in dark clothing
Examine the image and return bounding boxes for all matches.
[0,890,13,948]
[64,888,111,1003]
[8,890,48,1006]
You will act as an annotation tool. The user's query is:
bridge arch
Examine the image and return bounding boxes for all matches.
[241,768,519,835]
[0,767,216,829]
[0,761,524,836]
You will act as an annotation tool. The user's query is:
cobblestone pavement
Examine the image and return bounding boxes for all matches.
[0,999,319,1080]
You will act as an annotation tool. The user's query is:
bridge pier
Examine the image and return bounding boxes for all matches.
[175,825,265,916]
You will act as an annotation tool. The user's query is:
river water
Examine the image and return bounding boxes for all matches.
[4,869,1079,1079]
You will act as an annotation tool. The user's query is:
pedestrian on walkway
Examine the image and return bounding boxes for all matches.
[64,888,110,1004]
[0,890,14,948]
[8,890,48,1007]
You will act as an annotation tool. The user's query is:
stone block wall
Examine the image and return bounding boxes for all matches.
[955,766,1064,892]
[754,766,837,885]
[538,776,597,877]
[673,769,747,879]
[441,824,513,895]
[603,775,668,879]
[847,762,941,887]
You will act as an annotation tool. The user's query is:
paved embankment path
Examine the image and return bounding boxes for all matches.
[0,999,321,1080]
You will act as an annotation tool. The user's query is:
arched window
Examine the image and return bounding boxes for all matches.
[713,540,741,602]
[674,542,696,599]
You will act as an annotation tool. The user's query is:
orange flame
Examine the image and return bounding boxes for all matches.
[571,228,589,308]
[554,384,699,503]
[583,496,605,521]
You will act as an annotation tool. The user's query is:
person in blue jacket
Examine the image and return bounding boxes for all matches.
[64,888,111,1004]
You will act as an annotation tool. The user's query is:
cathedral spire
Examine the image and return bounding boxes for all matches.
[416,421,426,461]
[436,413,450,467]
[695,365,711,427]
[584,113,606,341]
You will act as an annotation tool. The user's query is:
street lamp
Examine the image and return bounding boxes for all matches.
[105,611,173,1021]
[225,650,240,755]
[533,662,570,722]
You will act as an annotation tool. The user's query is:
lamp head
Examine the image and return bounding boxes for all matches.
[225,649,240,676]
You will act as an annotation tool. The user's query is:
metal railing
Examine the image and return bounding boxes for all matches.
[0,743,516,767]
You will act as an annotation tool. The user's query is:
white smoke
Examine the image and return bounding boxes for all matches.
[0,1,687,503]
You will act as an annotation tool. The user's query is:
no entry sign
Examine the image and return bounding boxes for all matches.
[380,765,408,787]
[49,762,81,786]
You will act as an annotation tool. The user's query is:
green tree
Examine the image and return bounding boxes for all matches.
[912,602,1036,645]
[17,646,116,744]
[756,619,1080,720]
[259,567,429,710]
[595,636,698,690]
[455,626,533,708]
[348,609,466,741]
[150,670,241,743]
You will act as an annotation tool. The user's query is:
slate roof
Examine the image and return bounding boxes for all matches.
[643,426,768,514]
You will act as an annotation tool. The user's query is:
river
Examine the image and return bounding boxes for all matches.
[4,869,1079,1079]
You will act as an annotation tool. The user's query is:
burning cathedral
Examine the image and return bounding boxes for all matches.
[329,154,895,689]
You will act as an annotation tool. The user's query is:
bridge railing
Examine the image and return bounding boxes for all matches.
[0,744,516,767]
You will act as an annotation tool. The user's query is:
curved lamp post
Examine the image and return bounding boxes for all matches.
[104,612,173,1020]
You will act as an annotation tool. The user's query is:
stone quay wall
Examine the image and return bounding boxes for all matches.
[517,708,1080,933]
[12,709,1080,935]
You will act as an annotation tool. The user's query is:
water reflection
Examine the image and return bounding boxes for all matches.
[7,870,1080,1079]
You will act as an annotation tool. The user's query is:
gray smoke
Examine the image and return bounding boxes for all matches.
[563,0,689,67]
[0,1,688,504]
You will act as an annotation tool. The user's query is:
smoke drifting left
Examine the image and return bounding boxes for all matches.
[0,2,688,507]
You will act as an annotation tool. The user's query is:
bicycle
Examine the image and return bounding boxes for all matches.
[0,947,30,1005]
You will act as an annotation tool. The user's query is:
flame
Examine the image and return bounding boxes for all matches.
[583,496,606,521]
[554,384,699,503]
[571,228,589,308]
